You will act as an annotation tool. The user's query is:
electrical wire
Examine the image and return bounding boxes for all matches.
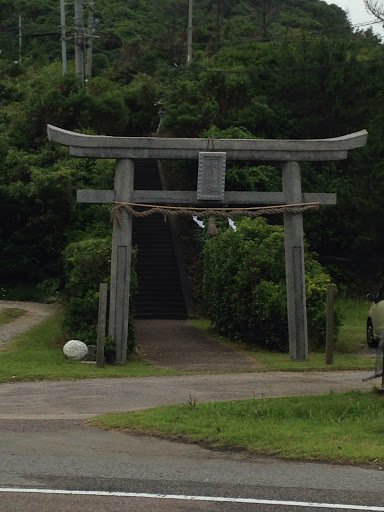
[174,55,384,75]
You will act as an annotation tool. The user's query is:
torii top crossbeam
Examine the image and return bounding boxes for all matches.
[48,126,368,161]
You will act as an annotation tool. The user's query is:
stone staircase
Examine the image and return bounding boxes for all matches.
[132,159,188,319]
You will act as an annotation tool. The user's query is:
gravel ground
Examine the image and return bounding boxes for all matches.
[0,300,60,347]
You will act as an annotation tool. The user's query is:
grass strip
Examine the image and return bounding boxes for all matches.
[91,390,384,465]
[190,314,374,372]
[0,311,178,382]
[0,297,375,382]
[336,298,368,353]
[246,350,374,371]
[0,308,26,325]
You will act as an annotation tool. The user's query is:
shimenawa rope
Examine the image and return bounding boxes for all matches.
[111,201,320,225]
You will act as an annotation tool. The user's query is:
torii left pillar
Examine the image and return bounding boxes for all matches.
[109,159,133,363]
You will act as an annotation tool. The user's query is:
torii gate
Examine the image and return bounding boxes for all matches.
[47,125,368,363]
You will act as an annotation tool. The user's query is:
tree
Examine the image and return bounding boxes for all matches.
[364,0,384,22]
[211,0,235,50]
[251,0,285,40]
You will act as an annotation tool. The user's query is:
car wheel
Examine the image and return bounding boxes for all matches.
[367,319,379,348]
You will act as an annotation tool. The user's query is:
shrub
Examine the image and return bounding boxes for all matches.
[63,237,137,355]
[201,217,339,351]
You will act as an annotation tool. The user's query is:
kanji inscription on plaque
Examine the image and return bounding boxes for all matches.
[197,152,226,201]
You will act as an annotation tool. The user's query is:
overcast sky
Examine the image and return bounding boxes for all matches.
[323,0,383,36]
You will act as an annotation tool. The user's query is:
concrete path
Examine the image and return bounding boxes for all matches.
[0,300,59,347]
[136,319,261,371]
[0,371,375,420]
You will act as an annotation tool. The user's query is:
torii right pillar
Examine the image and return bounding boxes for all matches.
[283,161,308,361]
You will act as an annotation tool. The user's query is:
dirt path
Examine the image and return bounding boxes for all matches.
[0,300,60,347]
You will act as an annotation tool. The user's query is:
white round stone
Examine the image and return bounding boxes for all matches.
[63,339,88,360]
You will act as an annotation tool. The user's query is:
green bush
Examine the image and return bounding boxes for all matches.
[201,217,339,351]
[63,237,137,355]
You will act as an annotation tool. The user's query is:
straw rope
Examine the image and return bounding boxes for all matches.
[111,201,320,224]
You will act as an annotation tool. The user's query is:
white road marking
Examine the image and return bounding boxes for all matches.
[0,488,383,510]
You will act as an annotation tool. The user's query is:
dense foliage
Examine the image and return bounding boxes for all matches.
[1,0,384,346]
[0,0,352,71]
[201,217,338,350]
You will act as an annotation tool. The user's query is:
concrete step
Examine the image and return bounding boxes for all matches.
[132,159,187,319]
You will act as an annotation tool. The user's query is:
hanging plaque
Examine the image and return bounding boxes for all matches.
[197,152,226,201]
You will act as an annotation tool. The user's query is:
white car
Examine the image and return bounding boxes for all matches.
[367,289,384,347]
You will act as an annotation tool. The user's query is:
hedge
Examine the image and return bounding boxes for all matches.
[201,217,339,351]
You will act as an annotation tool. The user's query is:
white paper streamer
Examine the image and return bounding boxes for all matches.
[228,218,237,232]
[193,216,205,229]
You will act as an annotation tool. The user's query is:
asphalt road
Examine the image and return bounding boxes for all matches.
[1,373,383,511]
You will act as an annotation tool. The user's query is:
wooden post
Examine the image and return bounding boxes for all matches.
[96,283,108,368]
[325,284,336,365]
[282,161,308,361]
[108,159,134,364]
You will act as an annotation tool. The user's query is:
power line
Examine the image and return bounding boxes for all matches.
[169,56,384,76]
[352,19,382,27]
[86,32,381,50]
[90,43,384,78]
[89,19,383,50]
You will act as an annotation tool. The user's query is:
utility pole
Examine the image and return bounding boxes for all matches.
[187,0,193,65]
[60,0,67,74]
[86,0,95,80]
[74,0,84,83]
[18,15,22,65]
